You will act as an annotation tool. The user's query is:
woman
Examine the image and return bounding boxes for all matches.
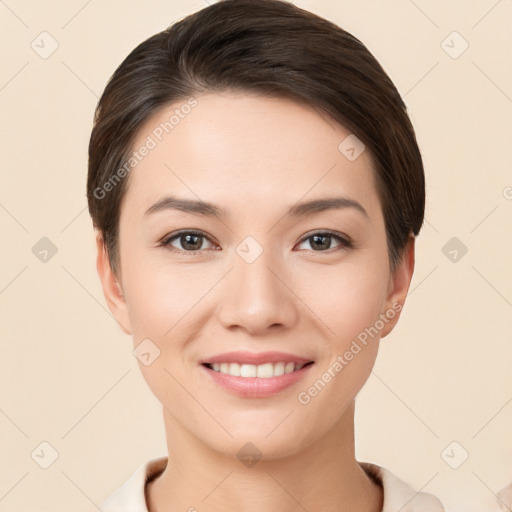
[87,0,446,510]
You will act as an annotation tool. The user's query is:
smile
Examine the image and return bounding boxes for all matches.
[203,361,313,379]
[200,351,315,397]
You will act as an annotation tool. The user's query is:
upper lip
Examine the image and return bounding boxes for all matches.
[200,351,314,366]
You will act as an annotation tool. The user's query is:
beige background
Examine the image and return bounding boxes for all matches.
[1,1,511,511]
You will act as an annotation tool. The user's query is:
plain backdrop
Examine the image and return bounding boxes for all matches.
[1,1,511,511]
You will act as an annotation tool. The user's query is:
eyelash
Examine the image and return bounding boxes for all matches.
[158,229,353,255]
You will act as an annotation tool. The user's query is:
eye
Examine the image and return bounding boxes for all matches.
[160,230,218,253]
[296,231,352,252]
[159,229,352,254]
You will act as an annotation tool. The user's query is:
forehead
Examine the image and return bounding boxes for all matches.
[122,91,380,220]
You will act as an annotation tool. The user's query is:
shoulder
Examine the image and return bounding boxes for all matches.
[90,456,167,512]
[360,461,445,512]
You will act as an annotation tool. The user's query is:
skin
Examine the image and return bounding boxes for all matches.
[96,90,415,512]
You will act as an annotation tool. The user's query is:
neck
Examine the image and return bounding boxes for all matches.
[146,401,383,512]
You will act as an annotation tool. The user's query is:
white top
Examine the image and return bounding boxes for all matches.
[95,456,446,512]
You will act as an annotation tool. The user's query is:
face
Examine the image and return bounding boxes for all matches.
[97,91,414,460]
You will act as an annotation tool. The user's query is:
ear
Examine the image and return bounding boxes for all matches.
[379,235,415,339]
[95,231,132,335]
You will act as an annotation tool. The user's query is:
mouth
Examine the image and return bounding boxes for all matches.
[202,361,314,379]
[199,351,315,398]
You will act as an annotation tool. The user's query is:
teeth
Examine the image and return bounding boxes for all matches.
[273,362,285,376]
[208,361,307,378]
[241,364,257,377]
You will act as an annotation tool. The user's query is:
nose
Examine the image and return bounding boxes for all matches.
[216,245,299,335]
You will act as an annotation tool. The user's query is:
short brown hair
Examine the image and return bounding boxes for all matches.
[87,0,425,276]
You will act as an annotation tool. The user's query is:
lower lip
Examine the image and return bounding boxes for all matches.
[200,363,314,398]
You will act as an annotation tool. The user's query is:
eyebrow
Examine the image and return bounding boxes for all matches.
[144,194,369,220]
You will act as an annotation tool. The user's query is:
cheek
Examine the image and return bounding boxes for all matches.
[123,255,207,337]
[299,276,385,418]
[296,259,389,342]
[123,259,211,395]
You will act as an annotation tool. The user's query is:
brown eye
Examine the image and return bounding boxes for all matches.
[161,230,216,252]
[297,231,352,252]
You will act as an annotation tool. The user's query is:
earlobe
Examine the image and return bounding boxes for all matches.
[380,235,416,339]
[95,232,132,335]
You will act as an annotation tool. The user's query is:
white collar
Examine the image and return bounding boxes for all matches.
[98,456,445,512]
